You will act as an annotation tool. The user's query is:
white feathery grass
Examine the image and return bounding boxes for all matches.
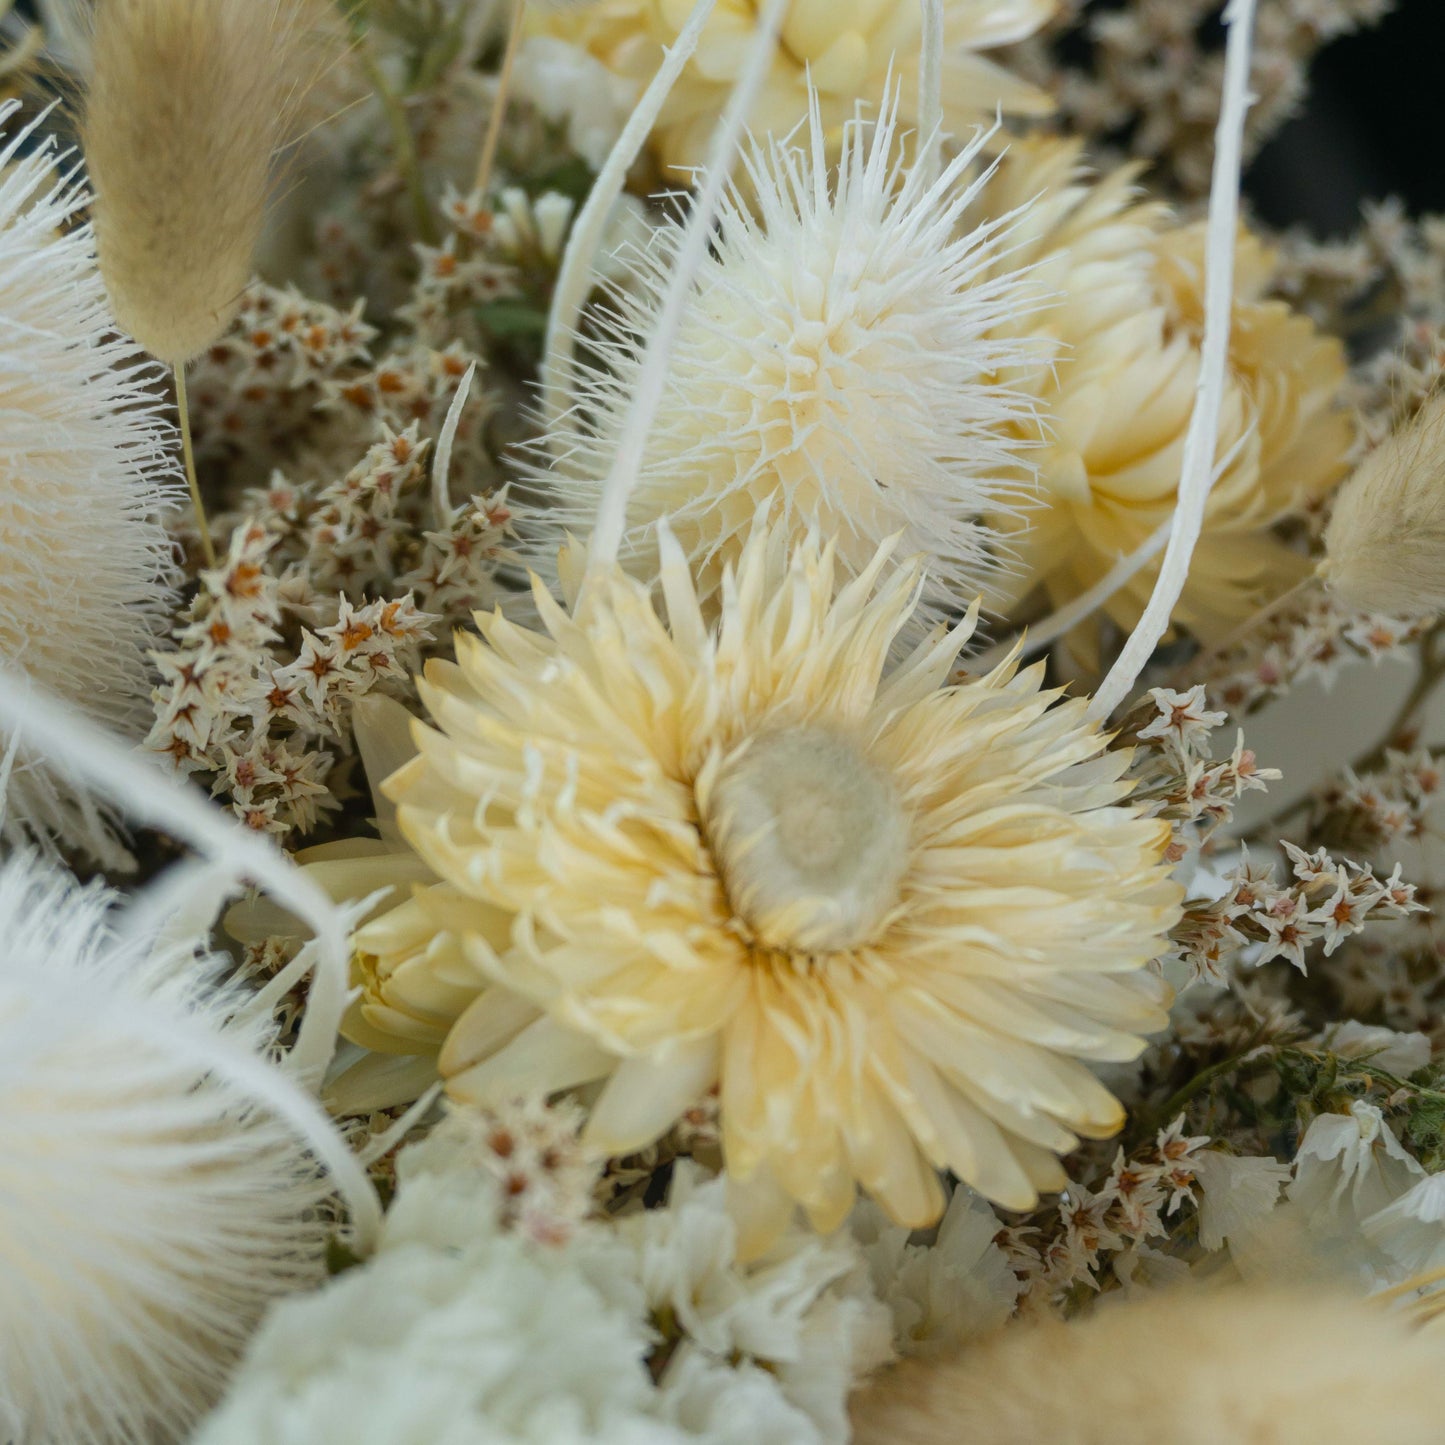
[0,851,377,1445]
[540,0,720,434]
[0,101,181,868]
[1321,390,1445,617]
[534,84,1045,630]
[1089,0,1258,722]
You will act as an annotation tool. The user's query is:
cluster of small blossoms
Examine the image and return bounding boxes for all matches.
[418,1099,598,1249]
[324,341,497,486]
[1273,201,1445,440]
[187,283,377,469]
[1201,593,1429,715]
[1332,935,1445,1040]
[1124,686,1278,858]
[1173,841,1421,982]
[1309,749,1443,854]
[232,425,516,627]
[400,189,523,345]
[144,518,435,835]
[1001,1119,1212,1314]
[1013,0,1396,195]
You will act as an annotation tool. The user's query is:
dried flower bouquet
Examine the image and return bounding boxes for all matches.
[3,0,1445,1441]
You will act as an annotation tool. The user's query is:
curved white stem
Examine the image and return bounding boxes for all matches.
[539,0,720,440]
[1088,0,1258,723]
[918,0,945,186]
[431,359,476,527]
[584,0,789,588]
[0,668,351,1081]
[969,519,1174,675]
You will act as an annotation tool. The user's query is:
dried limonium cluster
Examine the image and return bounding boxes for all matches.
[6,0,1445,1441]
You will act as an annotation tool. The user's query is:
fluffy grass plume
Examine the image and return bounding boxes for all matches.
[0,852,339,1445]
[0,102,180,866]
[1322,391,1445,618]
[81,0,322,364]
[849,1285,1445,1444]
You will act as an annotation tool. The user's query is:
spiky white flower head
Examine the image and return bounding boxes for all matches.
[0,852,338,1445]
[0,104,180,866]
[533,88,1046,634]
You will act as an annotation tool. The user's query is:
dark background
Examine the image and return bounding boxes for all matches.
[1246,0,1445,234]
[11,0,1445,234]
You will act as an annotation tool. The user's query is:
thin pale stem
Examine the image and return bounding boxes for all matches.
[540,0,721,437]
[1351,620,1445,775]
[917,0,944,186]
[474,0,526,200]
[173,362,216,568]
[361,40,438,245]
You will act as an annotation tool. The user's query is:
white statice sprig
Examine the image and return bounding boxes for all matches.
[0,102,181,865]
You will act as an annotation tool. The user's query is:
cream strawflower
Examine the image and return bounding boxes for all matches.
[0,105,180,865]
[530,0,1057,182]
[976,139,1353,657]
[356,523,1180,1235]
[534,91,1045,636]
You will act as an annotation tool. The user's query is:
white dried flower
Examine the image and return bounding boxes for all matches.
[1321,390,1445,618]
[0,104,180,866]
[851,1187,1019,1357]
[0,852,337,1445]
[196,1120,675,1445]
[533,90,1044,633]
[1188,1150,1291,1252]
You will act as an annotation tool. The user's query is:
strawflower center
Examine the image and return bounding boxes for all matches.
[703,725,910,954]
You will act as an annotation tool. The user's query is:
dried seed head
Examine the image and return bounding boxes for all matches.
[1321,391,1445,618]
[703,726,911,954]
[81,0,322,364]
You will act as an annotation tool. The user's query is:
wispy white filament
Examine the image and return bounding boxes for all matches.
[539,0,719,435]
[431,357,476,526]
[0,667,351,1083]
[918,0,945,184]
[1088,0,1258,723]
[584,0,789,586]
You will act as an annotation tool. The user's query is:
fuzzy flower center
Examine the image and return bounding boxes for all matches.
[704,726,910,954]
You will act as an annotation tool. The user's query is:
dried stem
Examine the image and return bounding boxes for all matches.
[360,38,438,245]
[474,0,526,199]
[173,363,216,568]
